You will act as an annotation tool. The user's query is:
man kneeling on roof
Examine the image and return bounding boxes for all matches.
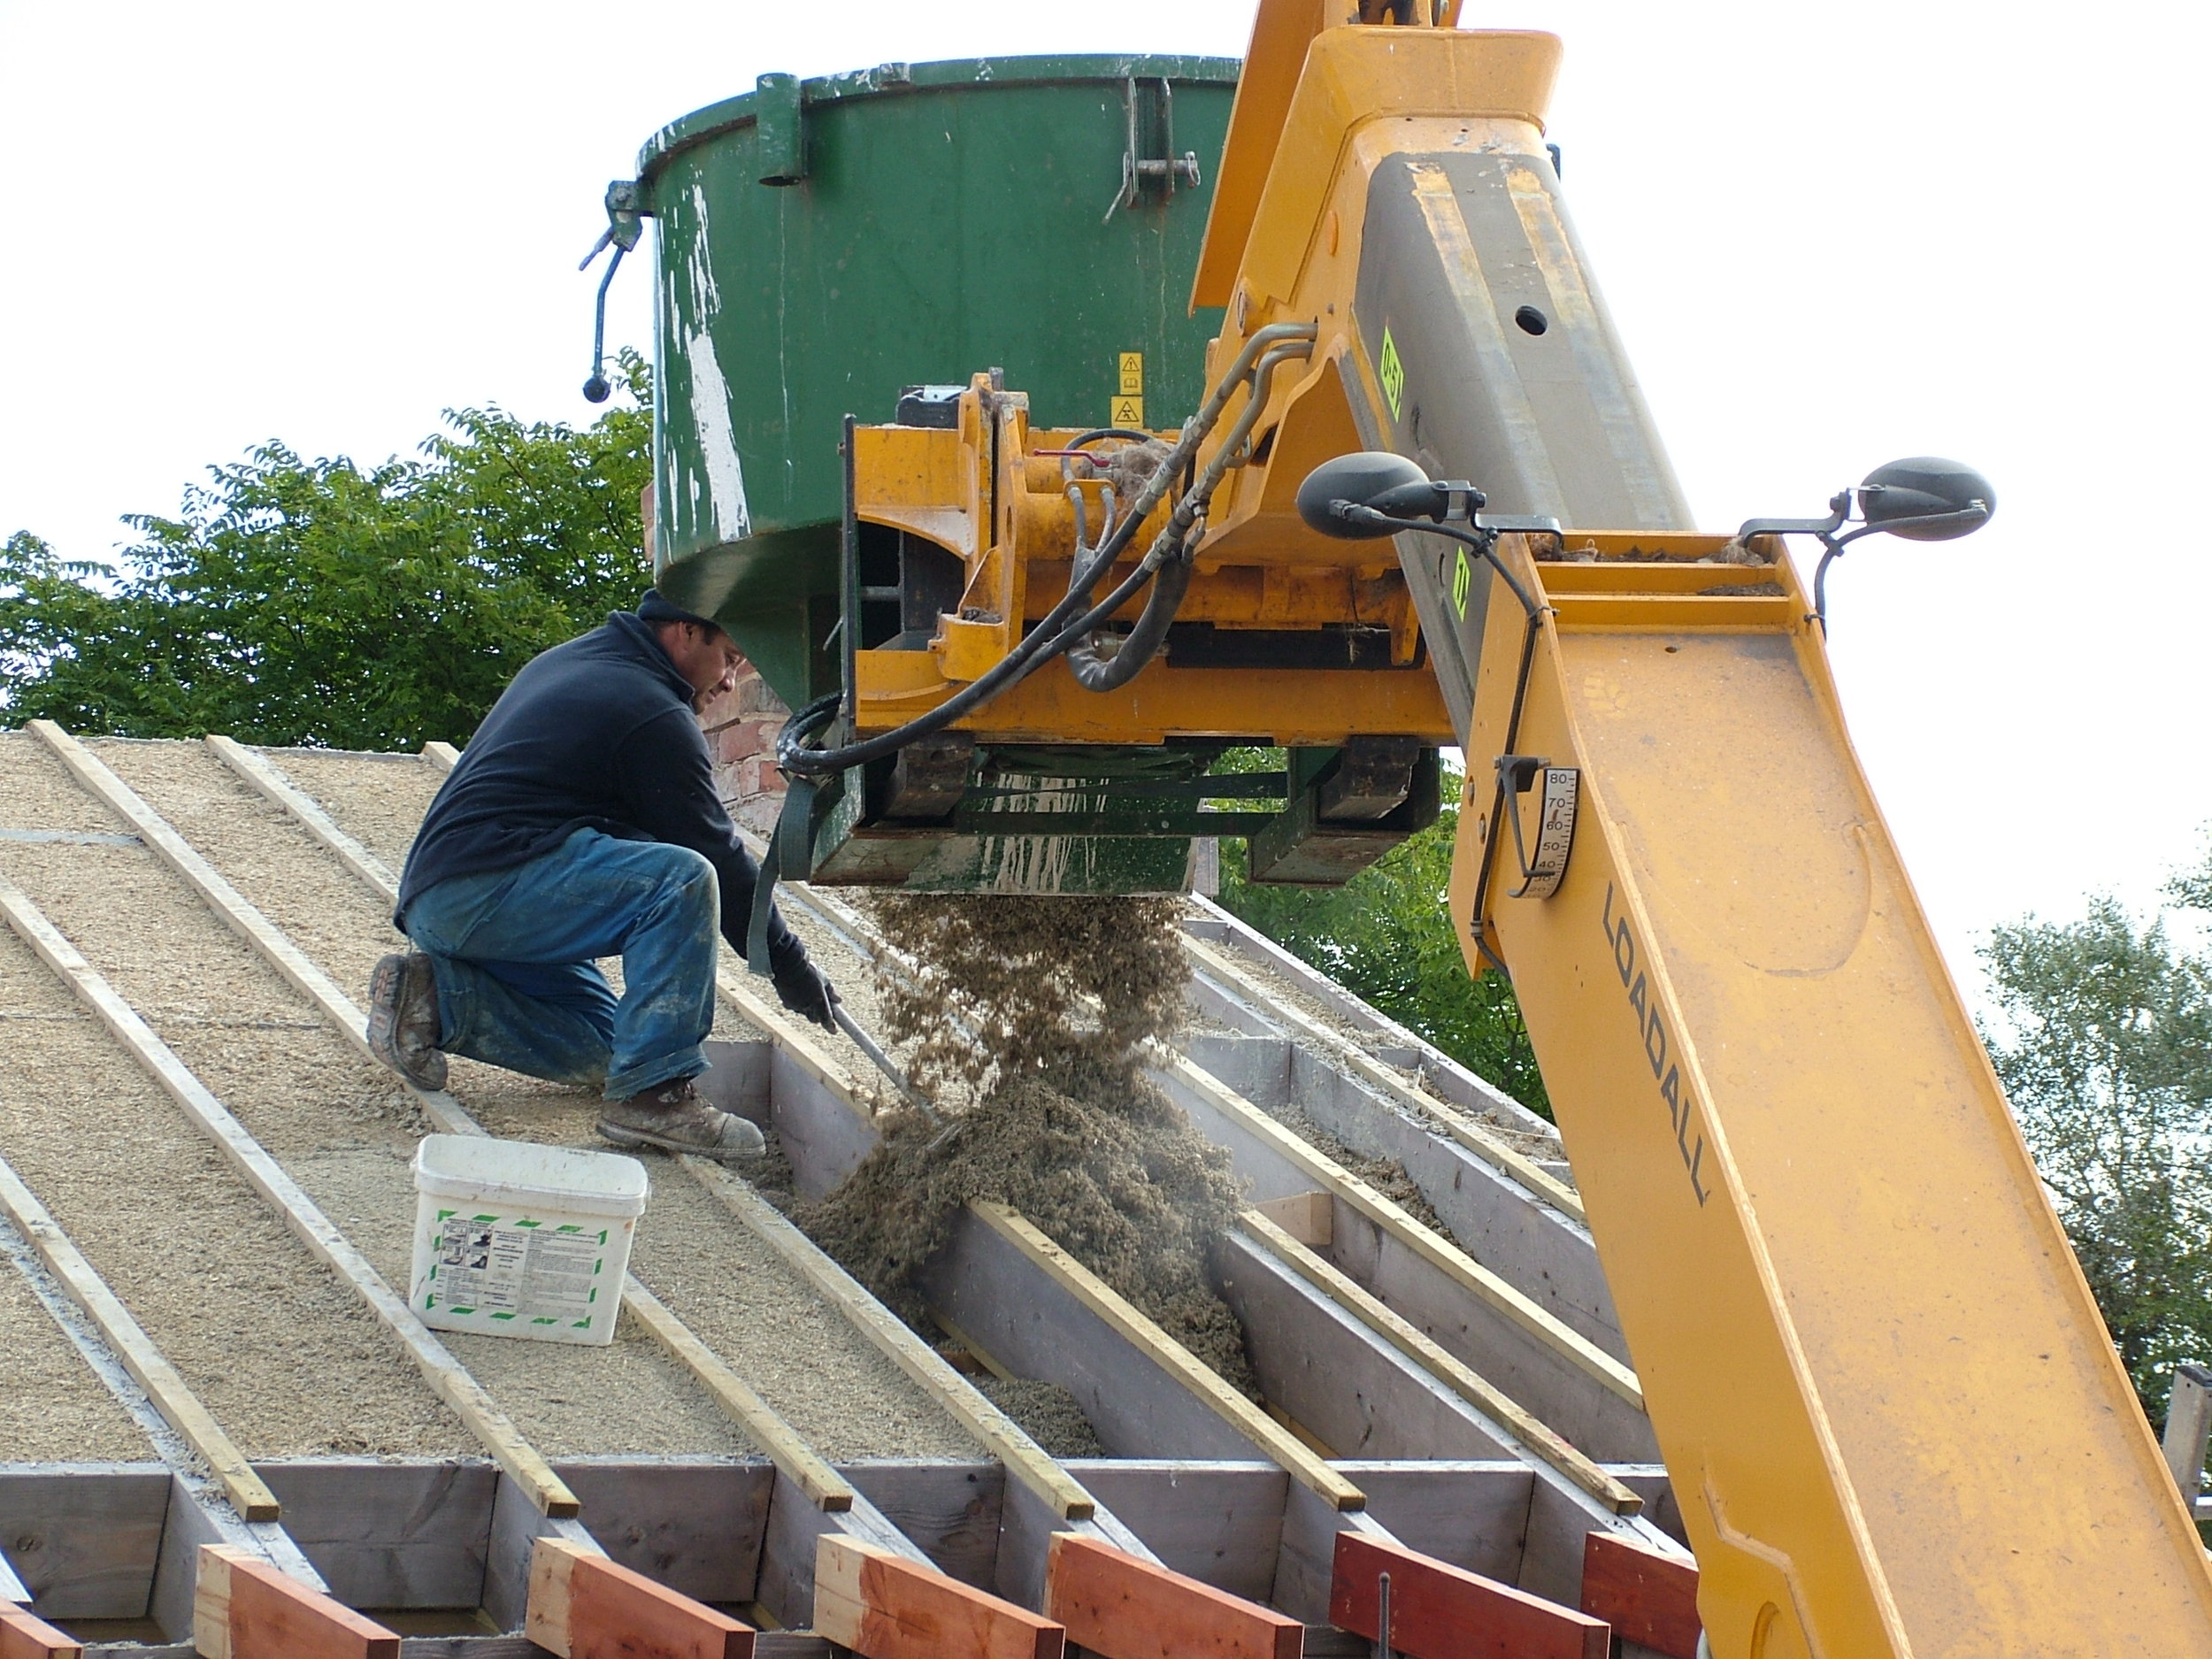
[365,588,835,1160]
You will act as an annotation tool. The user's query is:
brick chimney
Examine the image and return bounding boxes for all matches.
[698,664,789,840]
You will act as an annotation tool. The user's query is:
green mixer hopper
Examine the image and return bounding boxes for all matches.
[631,56,1239,707]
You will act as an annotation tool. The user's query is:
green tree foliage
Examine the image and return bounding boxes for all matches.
[0,354,652,749]
[1982,879,2212,1417]
[1217,769,1548,1118]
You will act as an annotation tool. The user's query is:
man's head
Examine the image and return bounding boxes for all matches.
[636,589,744,702]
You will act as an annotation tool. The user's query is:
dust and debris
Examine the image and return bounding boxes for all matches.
[798,895,1257,1395]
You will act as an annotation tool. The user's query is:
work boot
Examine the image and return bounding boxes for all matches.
[367,952,447,1090]
[596,1078,765,1162]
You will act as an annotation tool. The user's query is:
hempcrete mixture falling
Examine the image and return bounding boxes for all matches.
[800,895,1260,1397]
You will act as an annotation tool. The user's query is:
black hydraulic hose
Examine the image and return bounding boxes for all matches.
[775,538,1177,771]
[1064,555,1193,691]
[776,321,1317,775]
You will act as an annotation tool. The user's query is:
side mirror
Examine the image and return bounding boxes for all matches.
[1857,457,1996,541]
[1295,451,1450,540]
[1737,455,1996,627]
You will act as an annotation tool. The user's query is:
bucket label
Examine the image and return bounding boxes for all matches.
[427,1210,606,1327]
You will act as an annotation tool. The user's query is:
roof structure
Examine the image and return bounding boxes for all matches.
[0,725,1699,1656]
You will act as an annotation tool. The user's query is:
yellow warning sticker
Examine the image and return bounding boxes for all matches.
[1452,545,1471,619]
[1379,326,1405,422]
[1110,395,1145,427]
[1118,351,1144,395]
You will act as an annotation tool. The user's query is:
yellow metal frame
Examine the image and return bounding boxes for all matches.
[849,384,1447,746]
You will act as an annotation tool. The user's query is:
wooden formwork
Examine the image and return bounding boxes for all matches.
[0,730,1700,1655]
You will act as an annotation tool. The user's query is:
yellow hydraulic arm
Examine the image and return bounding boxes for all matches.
[1187,4,2212,1655]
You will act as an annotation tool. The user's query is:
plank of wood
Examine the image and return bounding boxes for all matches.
[685,1160,1098,1523]
[1158,1056,1642,1413]
[552,1460,773,1608]
[256,1462,494,1611]
[1185,895,1557,1140]
[812,1537,1063,1659]
[971,1202,1364,1512]
[1579,1533,1700,1659]
[1251,1191,1333,1248]
[842,1462,1005,1593]
[714,963,856,1102]
[527,1538,756,1659]
[0,1465,170,1621]
[1331,1463,1532,1586]
[1329,1533,1608,1659]
[1240,1210,1639,1514]
[421,741,462,770]
[1219,1232,1512,1463]
[2164,1363,2212,1502]
[1061,1462,1287,1605]
[619,1283,852,1511]
[1180,934,1586,1222]
[204,738,401,897]
[755,1471,933,1632]
[1044,1533,1300,1659]
[0,1604,82,1659]
[0,872,580,1522]
[0,1152,278,1524]
[194,1547,400,1659]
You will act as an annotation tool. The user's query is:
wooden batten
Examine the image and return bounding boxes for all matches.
[686,1158,1100,1525]
[1156,1055,1655,1467]
[527,1538,756,1659]
[0,1602,83,1659]
[812,1537,1063,1659]
[1179,932,1585,1222]
[1580,1533,1701,1659]
[193,1547,398,1659]
[1330,1533,1609,1659]
[1251,1190,1333,1248]
[1240,1210,1639,1515]
[968,1202,1365,1513]
[421,741,462,770]
[0,1145,279,1526]
[204,736,400,894]
[1043,1534,1300,1659]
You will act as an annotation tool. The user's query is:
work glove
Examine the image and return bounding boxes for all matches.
[772,956,840,1032]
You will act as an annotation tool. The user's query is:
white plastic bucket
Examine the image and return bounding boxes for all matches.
[409,1135,649,1348]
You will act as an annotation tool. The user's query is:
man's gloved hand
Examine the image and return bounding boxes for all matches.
[772,956,840,1032]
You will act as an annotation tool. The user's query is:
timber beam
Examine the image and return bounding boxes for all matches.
[812,1537,1063,1659]
[527,1538,755,1659]
[1043,1533,1300,1659]
[193,1548,399,1659]
[1330,1533,1609,1659]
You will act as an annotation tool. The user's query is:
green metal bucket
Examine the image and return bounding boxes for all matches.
[634,56,1238,706]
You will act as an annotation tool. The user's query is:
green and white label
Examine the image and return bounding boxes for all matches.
[1379,326,1406,422]
[426,1209,606,1329]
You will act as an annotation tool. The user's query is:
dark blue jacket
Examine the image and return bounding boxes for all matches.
[396,611,802,974]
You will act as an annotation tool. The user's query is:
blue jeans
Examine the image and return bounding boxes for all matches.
[402,827,719,1099]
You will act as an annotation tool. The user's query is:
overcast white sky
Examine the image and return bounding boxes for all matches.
[4,1,2207,998]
